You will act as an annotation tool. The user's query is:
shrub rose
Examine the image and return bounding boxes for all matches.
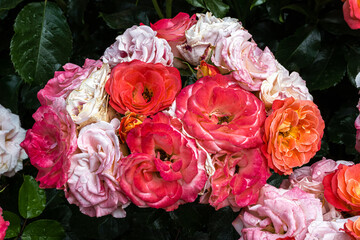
[200,148,270,211]
[323,163,360,213]
[344,217,360,239]
[66,119,129,218]
[0,105,27,177]
[0,207,9,240]
[37,59,102,106]
[342,0,360,29]
[20,99,77,189]
[102,25,173,68]
[66,63,113,125]
[262,97,325,175]
[123,112,207,211]
[105,60,181,116]
[175,74,266,154]
[212,30,278,91]
[177,12,243,66]
[233,184,322,240]
[260,64,313,110]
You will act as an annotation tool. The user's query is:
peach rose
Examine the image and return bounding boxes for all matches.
[323,163,360,213]
[342,0,360,29]
[262,97,325,175]
[344,217,360,239]
[119,112,146,143]
[195,61,220,79]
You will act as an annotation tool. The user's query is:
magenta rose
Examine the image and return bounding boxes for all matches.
[0,207,9,240]
[66,119,129,218]
[233,184,323,240]
[20,98,77,189]
[200,148,270,211]
[120,112,207,211]
[175,74,266,154]
[37,59,102,106]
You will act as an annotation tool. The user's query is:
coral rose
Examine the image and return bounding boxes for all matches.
[200,148,270,211]
[123,112,207,211]
[343,0,360,29]
[323,163,360,213]
[175,74,266,154]
[37,59,102,106]
[20,99,77,189]
[105,60,181,116]
[344,217,360,239]
[66,119,129,218]
[233,184,322,240]
[0,207,9,240]
[0,104,27,177]
[102,25,173,68]
[262,97,325,175]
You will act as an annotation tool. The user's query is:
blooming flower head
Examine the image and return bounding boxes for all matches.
[0,207,9,240]
[105,60,181,116]
[0,105,27,177]
[102,25,173,68]
[344,217,360,239]
[342,0,360,29]
[262,97,325,175]
[21,98,77,189]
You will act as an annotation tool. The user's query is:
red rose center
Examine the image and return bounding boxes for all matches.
[142,88,153,103]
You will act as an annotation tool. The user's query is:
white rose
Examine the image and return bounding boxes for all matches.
[102,25,173,68]
[66,63,113,126]
[260,63,313,109]
[0,105,27,177]
[177,12,243,66]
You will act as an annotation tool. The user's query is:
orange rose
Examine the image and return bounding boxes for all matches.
[195,61,220,79]
[119,112,146,143]
[262,97,325,175]
[344,217,360,239]
[323,164,360,213]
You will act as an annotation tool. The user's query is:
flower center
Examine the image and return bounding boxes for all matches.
[156,149,174,162]
[142,88,153,103]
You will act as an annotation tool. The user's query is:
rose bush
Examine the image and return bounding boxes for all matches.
[262,97,325,175]
[105,60,181,116]
[175,74,266,154]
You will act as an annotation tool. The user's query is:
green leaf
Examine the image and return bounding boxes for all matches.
[267,171,288,188]
[204,0,229,18]
[319,10,360,37]
[0,0,23,10]
[185,0,206,8]
[10,2,72,85]
[281,3,309,17]
[100,8,149,30]
[22,220,65,240]
[302,44,346,91]
[18,175,46,219]
[0,75,21,113]
[250,0,266,10]
[346,44,360,87]
[276,26,321,71]
[3,211,21,239]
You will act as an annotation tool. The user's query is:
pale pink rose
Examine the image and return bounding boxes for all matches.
[0,105,27,177]
[102,25,173,68]
[304,217,357,240]
[177,12,243,66]
[0,207,9,240]
[212,31,278,91]
[259,63,313,110]
[281,158,353,221]
[200,148,270,211]
[121,112,207,211]
[66,119,129,218]
[175,74,266,154]
[21,98,77,189]
[37,59,102,106]
[355,98,360,153]
[233,184,322,240]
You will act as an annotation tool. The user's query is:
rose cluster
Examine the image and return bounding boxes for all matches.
[20,11,326,235]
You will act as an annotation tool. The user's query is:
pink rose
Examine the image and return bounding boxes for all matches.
[305,217,356,240]
[20,99,77,189]
[200,148,270,211]
[66,119,129,218]
[102,25,173,68]
[121,113,207,211]
[37,59,102,106]
[175,74,266,154]
[0,207,9,240]
[212,31,278,91]
[233,185,323,240]
[343,0,360,29]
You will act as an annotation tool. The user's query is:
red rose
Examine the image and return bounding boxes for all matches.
[343,0,360,29]
[105,60,181,116]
